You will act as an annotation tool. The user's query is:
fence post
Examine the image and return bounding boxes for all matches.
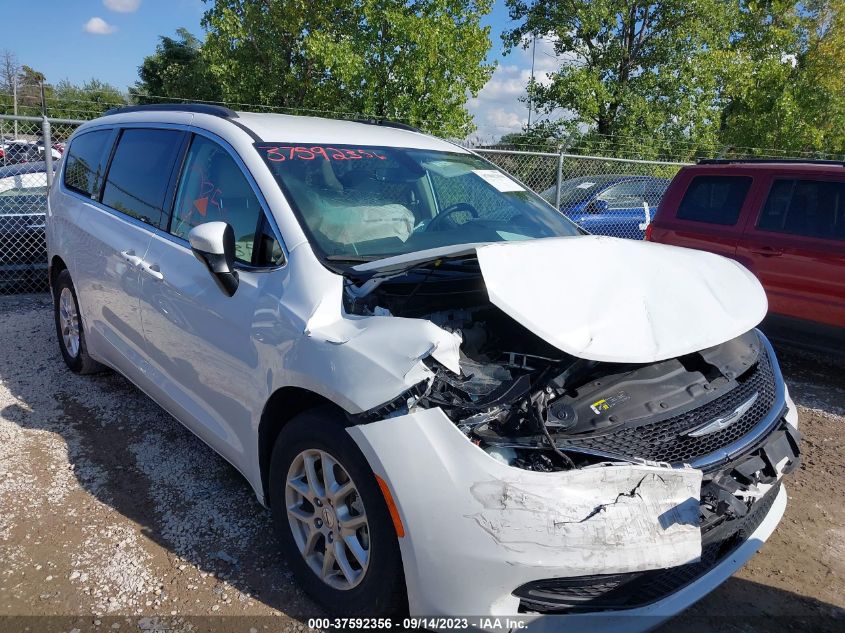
[555,147,564,209]
[42,116,53,188]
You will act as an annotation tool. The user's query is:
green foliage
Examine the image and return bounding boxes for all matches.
[200,0,494,136]
[0,54,127,120]
[50,79,127,118]
[719,0,845,156]
[16,65,49,110]
[497,120,574,149]
[504,0,735,155]
[505,0,845,157]
[133,28,222,102]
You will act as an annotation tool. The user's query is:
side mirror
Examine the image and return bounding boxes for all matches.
[586,199,610,214]
[188,221,239,296]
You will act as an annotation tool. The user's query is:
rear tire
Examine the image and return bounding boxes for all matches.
[53,269,104,374]
[269,407,407,617]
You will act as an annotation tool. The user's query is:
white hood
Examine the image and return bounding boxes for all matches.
[475,236,767,363]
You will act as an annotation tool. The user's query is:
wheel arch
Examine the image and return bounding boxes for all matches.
[258,386,346,507]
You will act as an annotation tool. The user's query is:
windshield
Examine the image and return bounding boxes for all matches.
[540,175,627,207]
[255,143,580,260]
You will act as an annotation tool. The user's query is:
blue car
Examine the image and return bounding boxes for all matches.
[541,174,670,239]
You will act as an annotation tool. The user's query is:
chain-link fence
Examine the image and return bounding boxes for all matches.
[473,148,691,240]
[1,114,82,294]
[0,110,695,295]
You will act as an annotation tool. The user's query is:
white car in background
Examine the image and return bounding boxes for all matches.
[1,139,61,165]
[46,104,801,629]
[0,161,54,291]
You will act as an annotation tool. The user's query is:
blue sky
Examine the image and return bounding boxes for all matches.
[2,0,560,138]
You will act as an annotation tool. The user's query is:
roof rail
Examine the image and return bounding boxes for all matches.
[103,103,239,119]
[354,118,421,133]
[698,158,845,167]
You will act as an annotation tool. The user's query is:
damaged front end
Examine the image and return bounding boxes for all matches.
[342,244,800,613]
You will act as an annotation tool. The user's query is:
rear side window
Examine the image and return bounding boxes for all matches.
[676,175,752,225]
[598,181,644,209]
[63,130,111,197]
[758,179,845,241]
[101,128,184,228]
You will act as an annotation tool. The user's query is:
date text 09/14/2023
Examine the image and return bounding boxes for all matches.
[307,617,530,630]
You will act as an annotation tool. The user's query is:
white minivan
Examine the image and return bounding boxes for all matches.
[47,104,801,629]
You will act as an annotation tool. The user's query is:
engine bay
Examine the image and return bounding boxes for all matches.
[344,257,769,473]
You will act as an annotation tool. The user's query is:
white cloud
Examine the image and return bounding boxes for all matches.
[103,0,141,12]
[468,36,576,140]
[83,17,117,35]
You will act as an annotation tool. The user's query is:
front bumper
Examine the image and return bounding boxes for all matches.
[522,484,787,633]
[347,391,798,624]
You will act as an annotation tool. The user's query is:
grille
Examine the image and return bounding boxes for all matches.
[516,482,781,613]
[556,346,778,466]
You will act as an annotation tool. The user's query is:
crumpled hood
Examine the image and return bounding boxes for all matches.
[475,236,768,363]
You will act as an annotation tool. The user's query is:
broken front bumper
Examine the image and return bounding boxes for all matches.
[347,392,798,625]
[521,485,787,633]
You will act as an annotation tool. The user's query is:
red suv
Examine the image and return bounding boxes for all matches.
[648,160,845,352]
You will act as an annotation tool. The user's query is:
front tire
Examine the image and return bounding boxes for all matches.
[53,269,104,374]
[269,407,406,617]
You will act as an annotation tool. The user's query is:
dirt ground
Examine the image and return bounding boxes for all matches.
[0,294,843,633]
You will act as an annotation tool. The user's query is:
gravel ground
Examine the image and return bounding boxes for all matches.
[1,294,843,633]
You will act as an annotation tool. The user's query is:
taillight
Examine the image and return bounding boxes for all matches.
[644,223,654,241]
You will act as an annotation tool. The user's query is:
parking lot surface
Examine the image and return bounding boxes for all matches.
[1,294,843,632]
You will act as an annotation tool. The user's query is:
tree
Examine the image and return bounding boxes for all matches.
[15,65,49,112]
[502,0,739,155]
[1,50,20,93]
[719,0,845,156]
[0,51,125,120]
[504,0,845,157]
[134,28,222,102]
[50,79,127,118]
[496,120,573,148]
[200,0,494,136]
[799,0,845,154]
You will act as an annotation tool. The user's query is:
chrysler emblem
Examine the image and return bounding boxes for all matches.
[686,392,759,437]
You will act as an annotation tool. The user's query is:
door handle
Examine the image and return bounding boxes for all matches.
[140,261,164,281]
[749,247,783,257]
[120,250,143,267]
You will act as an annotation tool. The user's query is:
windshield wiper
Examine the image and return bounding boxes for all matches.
[345,253,479,299]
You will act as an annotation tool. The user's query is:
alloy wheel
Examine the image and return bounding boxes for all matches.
[59,287,80,358]
[285,449,370,590]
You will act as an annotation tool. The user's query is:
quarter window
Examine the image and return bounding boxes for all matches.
[101,128,184,228]
[256,215,286,266]
[63,130,111,197]
[171,135,266,264]
[677,176,752,225]
[758,179,845,241]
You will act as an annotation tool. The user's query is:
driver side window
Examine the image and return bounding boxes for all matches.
[171,135,263,263]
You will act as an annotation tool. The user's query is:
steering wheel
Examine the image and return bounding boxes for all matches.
[425,202,480,232]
